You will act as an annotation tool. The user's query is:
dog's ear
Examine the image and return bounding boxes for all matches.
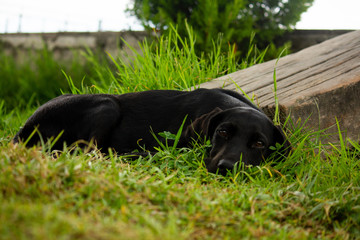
[206,108,228,139]
[272,125,291,160]
[181,107,223,142]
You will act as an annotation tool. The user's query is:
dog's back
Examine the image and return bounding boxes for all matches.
[13,89,261,151]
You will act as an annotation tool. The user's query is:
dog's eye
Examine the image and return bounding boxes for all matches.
[217,129,228,139]
[252,140,265,149]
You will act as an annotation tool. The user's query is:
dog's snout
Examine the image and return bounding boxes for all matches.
[217,159,235,170]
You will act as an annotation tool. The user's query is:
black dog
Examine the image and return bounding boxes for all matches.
[13,89,290,174]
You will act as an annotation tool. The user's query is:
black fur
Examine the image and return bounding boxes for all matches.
[13,89,290,174]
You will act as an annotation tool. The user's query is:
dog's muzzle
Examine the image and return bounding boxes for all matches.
[217,159,235,171]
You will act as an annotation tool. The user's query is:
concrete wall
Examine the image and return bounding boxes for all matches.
[0,30,354,63]
[276,29,354,52]
[0,31,151,64]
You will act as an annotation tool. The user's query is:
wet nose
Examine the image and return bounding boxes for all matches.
[217,159,235,170]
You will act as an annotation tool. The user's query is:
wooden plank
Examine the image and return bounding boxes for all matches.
[198,30,360,143]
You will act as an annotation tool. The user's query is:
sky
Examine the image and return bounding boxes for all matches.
[0,0,359,33]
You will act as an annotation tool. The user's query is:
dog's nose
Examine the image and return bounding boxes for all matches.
[217,159,235,170]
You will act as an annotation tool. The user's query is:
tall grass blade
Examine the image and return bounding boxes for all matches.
[273,47,288,125]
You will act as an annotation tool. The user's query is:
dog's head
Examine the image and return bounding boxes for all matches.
[185,107,291,175]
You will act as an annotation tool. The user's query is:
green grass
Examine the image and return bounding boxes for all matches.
[1,124,359,239]
[74,24,250,94]
[1,27,359,239]
[0,45,94,111]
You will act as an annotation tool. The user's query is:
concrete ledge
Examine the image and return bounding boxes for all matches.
[199,30,360,143]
